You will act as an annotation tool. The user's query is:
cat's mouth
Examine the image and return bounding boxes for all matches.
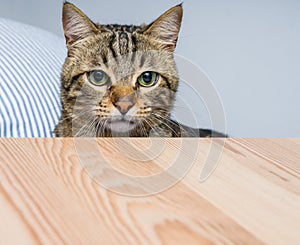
[106,118,137,133]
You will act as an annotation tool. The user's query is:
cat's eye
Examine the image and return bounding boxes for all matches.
[137,72,158,87]
[89,70,109,86]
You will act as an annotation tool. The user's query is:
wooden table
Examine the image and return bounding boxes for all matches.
[0,138,299,245]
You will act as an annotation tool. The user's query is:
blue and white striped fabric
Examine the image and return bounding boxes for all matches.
[0,19,66,137]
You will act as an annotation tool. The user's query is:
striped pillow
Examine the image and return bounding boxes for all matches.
[0,19,66,137]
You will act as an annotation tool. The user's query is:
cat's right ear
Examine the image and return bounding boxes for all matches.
[144,4,183,51]
[62,2,98,46]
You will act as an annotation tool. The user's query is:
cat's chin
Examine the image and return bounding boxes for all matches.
[106,120,137,134]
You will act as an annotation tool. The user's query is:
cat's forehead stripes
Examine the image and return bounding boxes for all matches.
[103,25,143,57]
[103,24,145,33]
[118,32,130,55]
[96,25,145,79]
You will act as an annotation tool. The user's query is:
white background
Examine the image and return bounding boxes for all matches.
[1,0,299,137]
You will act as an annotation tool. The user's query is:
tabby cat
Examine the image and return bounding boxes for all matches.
[54,2,225,137]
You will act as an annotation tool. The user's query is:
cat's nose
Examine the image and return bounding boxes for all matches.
[113,97,135,115]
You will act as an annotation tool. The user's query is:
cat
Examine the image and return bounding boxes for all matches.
[54,2,226,137]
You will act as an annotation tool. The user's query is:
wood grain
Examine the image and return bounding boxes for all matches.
[0,138,299,245]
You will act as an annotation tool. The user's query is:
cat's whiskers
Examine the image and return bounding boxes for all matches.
[92,118,101,136]
[59,108,98,124]
[84,117,98,137]
[103,119,110,136]
[142,118,157,136]
[158,117,185,136]
[74,115,97,137]
[100,118,109,137]
[138,118,148,137]
[95,120,102,137]
[150,113,181,137]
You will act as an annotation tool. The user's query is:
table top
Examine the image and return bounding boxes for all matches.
[0,138,299,245]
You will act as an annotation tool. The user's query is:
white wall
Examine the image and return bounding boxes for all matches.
[1,0,299,137]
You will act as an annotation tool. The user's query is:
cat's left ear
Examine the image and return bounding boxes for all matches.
[62,2,99,46]
[144,4,183,51]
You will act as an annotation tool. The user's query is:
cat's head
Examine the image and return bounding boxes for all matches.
[61,2,183,136]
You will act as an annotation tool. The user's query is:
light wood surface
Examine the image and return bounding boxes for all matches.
[0,138,299,245]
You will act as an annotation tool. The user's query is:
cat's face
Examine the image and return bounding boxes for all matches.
[60,3,182,136]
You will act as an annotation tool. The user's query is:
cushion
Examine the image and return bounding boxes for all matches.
[0,19,66,137]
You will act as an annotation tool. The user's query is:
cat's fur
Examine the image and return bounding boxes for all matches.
[54,2,225,137]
